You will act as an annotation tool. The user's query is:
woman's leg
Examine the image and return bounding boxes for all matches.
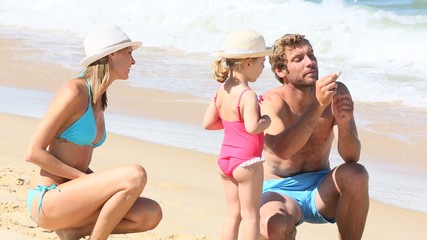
[233,162,263,240]
[111,196,162,233]
[55,196,162,240]
[220,170,241,240]
[32,164,162,239]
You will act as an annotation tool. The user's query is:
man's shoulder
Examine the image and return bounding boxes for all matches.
[262,86,285,102]
[260,87,288,115]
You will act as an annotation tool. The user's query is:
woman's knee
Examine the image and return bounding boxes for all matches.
[122,164,147,193]
[133,198,163,231]
[145,200,163,230]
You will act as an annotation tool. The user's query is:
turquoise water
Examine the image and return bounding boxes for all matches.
[345,0,427,15]
[307,0,427,15]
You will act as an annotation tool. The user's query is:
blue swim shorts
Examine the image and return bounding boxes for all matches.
[262,169,336,225]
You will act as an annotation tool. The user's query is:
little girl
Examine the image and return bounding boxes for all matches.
[203,29,271,240]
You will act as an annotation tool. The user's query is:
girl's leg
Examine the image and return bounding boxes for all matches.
[220,170,241,240]
[32,164,162,239]
[233,162,263,240]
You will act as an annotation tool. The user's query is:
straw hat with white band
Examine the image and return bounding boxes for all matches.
[217,29,272,59]
[80,24,142,67]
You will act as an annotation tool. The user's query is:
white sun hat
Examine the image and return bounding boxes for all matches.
[217,29,272,59]
[80,24,142,67]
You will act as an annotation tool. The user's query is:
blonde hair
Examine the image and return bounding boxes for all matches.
[212,58,244,83]
[79,56,110,110]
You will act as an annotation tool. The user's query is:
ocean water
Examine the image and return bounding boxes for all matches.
[0,0,426,213]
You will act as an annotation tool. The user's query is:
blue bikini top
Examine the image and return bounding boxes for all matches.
[56,79,106,147]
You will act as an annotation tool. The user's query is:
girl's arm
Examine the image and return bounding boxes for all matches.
[242,90,270,134]
[203,98,223,130]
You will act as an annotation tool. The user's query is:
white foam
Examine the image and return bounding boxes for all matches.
[1,0,426,109]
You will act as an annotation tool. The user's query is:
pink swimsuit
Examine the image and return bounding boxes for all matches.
[215,88,264,176]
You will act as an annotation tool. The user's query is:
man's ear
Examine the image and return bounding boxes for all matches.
[275,68,286,78]
[275,68,288,83]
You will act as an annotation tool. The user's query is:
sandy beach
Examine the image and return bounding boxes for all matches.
[1,36,427,240]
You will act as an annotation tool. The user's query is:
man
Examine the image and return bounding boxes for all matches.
[259,34,369,240]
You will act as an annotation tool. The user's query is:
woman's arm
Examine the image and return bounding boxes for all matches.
[25,80,88,180]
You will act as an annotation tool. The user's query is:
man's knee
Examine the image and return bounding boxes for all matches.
[260,213,296,240]
[338,163,369,192]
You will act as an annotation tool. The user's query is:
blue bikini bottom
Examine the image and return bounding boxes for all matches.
[27,184,58,221]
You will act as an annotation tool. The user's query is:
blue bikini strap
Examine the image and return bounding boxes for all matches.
[34,184,58,221]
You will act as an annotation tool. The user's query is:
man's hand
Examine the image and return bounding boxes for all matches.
[316,72,340,107]
[332,93,354,125]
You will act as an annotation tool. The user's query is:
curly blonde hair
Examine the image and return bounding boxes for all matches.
[269,34,311,83]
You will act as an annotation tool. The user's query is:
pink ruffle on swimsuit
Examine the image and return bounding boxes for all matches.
[215,88,264,177]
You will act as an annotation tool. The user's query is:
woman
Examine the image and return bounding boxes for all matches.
[25,24,162,240]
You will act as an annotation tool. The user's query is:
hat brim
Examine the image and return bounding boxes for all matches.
[217,48,272,59]
[80,41,142,67]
